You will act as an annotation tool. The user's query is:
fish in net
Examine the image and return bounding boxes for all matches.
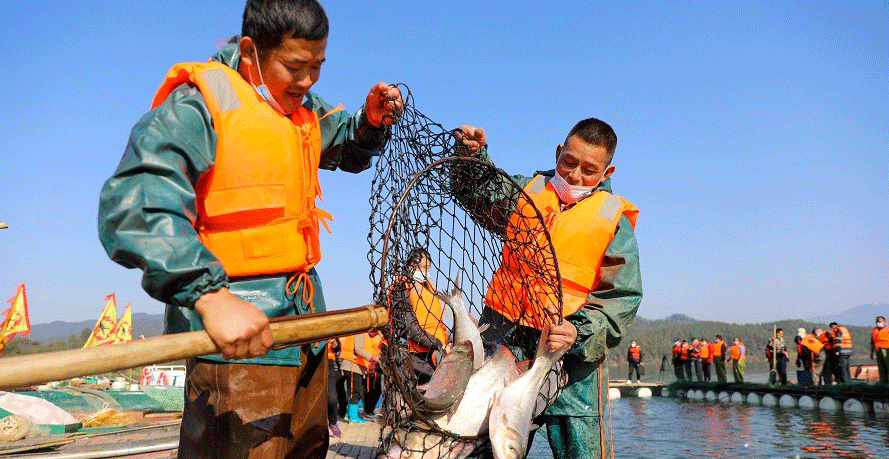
[367,85,568,458]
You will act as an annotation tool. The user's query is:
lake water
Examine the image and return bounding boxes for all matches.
[528,393,889,459]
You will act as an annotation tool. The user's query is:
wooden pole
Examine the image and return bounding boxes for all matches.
[0,305,387,390]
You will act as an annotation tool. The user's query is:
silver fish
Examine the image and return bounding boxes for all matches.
[489,326,569,459]
[382,429,478,459]
[434,279,484,371]
[420,341,474,412]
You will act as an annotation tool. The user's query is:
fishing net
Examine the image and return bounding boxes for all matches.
[367,85,567,457]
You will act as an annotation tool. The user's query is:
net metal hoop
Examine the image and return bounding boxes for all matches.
[375,156,564,442]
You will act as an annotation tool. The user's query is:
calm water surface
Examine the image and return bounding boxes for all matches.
[529,395,889,459]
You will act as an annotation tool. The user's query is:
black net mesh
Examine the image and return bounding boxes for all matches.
[367,85,566,458]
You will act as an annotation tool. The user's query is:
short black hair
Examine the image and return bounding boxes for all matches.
[878,316,886,322]
[776,328,783,333]
[829,322,838,327]
[403,248,431,273]
[565,118,617,163]
[715,334,722,340]
[242,0,329,52]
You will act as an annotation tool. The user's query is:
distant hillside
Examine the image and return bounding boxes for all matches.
[607,316,875,380]
[30,313,165,343]
[808,304,888,327]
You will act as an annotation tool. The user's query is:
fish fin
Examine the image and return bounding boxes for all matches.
[535,325,551,361]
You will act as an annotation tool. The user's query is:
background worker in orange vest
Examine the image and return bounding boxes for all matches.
[713,335,728,383]
[699,338,714,382]
[339,333,376,424]
[680,340,693,381]
[97,1,405,457]
[672,339,685,381]
[326,337,343,438]
[627,340,643,383]
[387,247,449,385]
[816,327,836,385]
[830,321,852,383]
[452,118,642,459]
[871,316,889,384]
[362,330,384,421]
[729,338,744,382]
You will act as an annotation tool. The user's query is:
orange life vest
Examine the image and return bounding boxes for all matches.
[873,326,889,349]
[672,345,681,357]
[151,61,333,277]
[680,347,689,360]
[729,344,741,361]
[484,175,638,328]
[818,331,836,351]
[700,343,711,359]
[801,334,824,354]
[833,326,852,350]
[388,277,449,353]
[364,333,383,360]
[327,340,338,361]
[628,346,641,361]
[340,335,369,368]
[712,340,724,357]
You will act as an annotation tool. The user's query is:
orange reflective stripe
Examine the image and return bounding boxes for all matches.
[152,62,328,278]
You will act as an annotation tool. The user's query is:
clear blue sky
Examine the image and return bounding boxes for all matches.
[0,1,886,327]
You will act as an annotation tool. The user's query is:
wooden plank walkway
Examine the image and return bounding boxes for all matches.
[326,421,383,459]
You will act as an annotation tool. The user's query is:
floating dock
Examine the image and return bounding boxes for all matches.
[663,381,889,415]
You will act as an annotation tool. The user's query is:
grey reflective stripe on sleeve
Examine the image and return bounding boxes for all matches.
[599,194,623,221]
[526,175,546,194]
[202,68,241,112]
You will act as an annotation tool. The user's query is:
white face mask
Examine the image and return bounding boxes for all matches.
[251,47,288,115]
[550,172,597,204]
[412,269,428,283]
[878,322,886,328]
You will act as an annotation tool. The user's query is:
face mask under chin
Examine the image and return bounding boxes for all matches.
[551,172,598,204]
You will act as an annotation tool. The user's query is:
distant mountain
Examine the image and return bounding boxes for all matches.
[664,313,698,324]
[807,304,888,327]
[29,312,165,343]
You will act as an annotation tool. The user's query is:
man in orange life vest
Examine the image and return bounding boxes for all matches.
[872,316,889,384]
[627,340,643,383]
[830,321,852,383]
[713,335,728,383]
[672,339,685,381]
[699,338,713,382]
[98,1,405,457]
[452,119,642,459]
[729,338,745,383]
[816,327,836,385]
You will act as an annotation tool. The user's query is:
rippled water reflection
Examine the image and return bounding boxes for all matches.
[529,395,889,459]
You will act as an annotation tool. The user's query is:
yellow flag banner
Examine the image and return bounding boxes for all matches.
[83,294,118,348]
[112,304,133,344]
[0,285,32,354]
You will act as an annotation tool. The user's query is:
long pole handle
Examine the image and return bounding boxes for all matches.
[0,305,387,390]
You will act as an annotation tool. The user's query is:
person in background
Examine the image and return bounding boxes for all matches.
[713,335,728,383]
[729,337,744,383]
[690,338,703,382]
[767,328,788,385]
[362,330,384,420]
[872,316,889,384]
[326,337,343,437]
[627,340,643,383]
[672,339,684,381]
[814,327,834,385]
[387,248,449,385]
[699,338,713,382]
[680,340,692,381]
[830,322,852,383]
[339,334,375,424]
[795,328,816,386]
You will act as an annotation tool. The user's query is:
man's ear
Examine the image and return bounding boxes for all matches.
[555,144,563,163]
[238,36,257,69]
[602,164,616,181]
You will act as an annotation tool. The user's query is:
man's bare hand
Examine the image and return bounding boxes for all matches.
[453,125,486,154]
[366,82,403,127]
[194,288,274,360]
[545,303,576,354]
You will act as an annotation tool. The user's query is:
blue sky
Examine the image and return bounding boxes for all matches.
[0,1,886,327]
